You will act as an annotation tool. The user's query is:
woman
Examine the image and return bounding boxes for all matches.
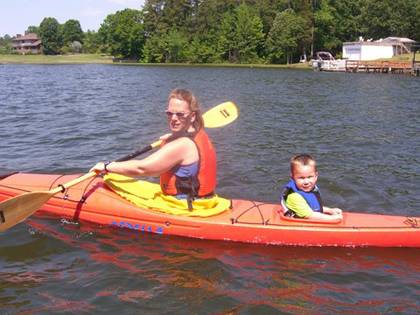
[90,89,217,207]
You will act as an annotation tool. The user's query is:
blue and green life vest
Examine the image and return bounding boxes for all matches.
[281,179,324,213]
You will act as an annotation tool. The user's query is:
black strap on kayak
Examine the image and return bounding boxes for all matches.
[0,211,5,224]
[232,201,268,225]
[187,197,193,211]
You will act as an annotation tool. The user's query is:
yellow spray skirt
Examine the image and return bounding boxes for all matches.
[104,173,230,217]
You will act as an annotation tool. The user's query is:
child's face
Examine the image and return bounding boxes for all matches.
[291,163,318,192]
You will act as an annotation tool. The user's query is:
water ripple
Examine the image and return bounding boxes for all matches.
[1,65,419,314]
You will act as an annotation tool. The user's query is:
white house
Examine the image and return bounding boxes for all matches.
[342,37,415,61]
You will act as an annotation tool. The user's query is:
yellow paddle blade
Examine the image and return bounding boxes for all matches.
[203,101,238,128]
[0,191,54,232]
[0,172,96,232]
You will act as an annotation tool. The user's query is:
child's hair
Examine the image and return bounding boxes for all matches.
[290,154,317,174]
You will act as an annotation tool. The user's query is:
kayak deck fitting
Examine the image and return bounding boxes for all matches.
[0,172,419,247]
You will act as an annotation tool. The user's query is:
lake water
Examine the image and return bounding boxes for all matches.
[0,64,419,314]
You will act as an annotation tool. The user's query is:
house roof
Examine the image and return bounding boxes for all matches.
[13,33,40,41]
[344,37,415,46]
[343,41,393,46]
[381,37,416,43]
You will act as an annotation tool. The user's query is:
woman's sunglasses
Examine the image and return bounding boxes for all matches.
[165,111,192,119]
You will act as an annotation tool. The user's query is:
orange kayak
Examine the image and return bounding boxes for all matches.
[0,172,419,247]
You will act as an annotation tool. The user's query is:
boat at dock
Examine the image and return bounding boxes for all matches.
[311,51,347,72]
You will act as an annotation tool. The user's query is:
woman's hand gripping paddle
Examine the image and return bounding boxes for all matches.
[0,101,238,232]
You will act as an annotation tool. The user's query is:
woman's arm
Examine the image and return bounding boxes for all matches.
[90,137,198,177]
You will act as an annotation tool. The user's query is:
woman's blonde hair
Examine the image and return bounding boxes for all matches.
[168,88,204,131]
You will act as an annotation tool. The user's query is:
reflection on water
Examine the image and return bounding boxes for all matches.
[0,65,419,313]
[2,216,419,314]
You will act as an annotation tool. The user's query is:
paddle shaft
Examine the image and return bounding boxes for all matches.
[115,140,162,162]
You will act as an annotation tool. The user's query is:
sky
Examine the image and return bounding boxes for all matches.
[0,0,145,37]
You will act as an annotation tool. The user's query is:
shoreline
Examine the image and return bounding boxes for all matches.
[0,54,311,69]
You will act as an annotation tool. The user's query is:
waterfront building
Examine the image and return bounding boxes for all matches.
[342,37,415,61]
[12,33,42,54]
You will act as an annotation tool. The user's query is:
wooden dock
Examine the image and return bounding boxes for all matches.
[412,44,420,76]
[344,60,412,74]
[413,63,420,76]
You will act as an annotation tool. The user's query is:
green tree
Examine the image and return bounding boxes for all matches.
[83,30,101,53]
[99,9,145,60]
[359,0,393,39]
[217,4,264,63]
[143,0,197,35]
[359,0,418,40]
[192,0,237,34]
[233,4,265,63]
[39,17,62,55]
[160,0,194,31]
[26,26,39,35]
[313,0,338,54]
[164,29,189,62]
[218,11,237,62]
[328,0,362,49]
[142,0,244,64]
[142,29,188,62]
[266,8,307,64]
[142,33,166,62]
[390,0,419,41]
[252,0,292,35]
[185,35,221,63]
[142,0,169,35]
[414,1,420,41]
[191,0,238,63]
[62,19,84,45]
[0,35,13,54]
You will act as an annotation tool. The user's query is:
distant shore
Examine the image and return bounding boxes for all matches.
[0,54,311,69]
[0,54,114,64]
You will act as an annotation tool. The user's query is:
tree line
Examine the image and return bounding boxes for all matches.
[1,0,419,64]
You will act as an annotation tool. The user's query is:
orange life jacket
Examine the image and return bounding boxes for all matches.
[160,129,216,197]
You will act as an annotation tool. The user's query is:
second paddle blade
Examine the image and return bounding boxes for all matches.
[203,102,238,128]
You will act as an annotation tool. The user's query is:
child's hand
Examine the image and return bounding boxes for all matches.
[331,208,342,215]
[324,207,342,215]
[328,211,343,221]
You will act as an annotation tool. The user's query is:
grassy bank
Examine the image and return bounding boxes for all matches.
[1,53,419,67]
[0,54,114,64]
[0,53,311,69]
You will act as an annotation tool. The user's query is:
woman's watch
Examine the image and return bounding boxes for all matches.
[104,161,112,173]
